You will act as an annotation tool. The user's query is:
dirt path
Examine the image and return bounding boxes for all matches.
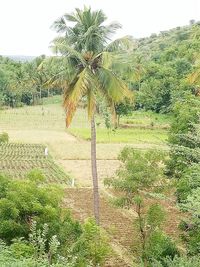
[64,188,135,267]
[59,159,121,187]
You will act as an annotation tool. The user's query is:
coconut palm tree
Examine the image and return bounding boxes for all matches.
[51,6,132,224]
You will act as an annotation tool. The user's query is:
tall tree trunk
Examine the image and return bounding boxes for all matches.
[91,115,100,225]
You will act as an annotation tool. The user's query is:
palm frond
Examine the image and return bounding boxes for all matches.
[51,17,68,33]
[50,38,87,67]
[87,88,96,120]
[63,68,89,126]
[63,13,79,23]
[105,22,122,39]
[106,36,137,52]
[97,67,132,103]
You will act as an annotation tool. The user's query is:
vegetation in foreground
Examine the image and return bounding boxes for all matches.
[0,171,111,267]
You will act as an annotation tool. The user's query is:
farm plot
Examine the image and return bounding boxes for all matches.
[0,143,70,183]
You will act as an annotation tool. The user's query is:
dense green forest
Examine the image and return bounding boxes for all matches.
[0,9,200,267]
[1,21,200,112]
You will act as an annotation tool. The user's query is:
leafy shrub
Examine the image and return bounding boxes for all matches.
[0,132,9,143]
[0,239,78,267]
[105,147,166,207]
[146,231,179,265]
[0,172,81,247]
[152,255,200,267]
[176,164,200,202]
[73,218,111,266]
[132,197,178,265]
[180,188,200,255]
[166,95,200,177]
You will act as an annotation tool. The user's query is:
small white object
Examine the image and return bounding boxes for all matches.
[71,178,75,187]
[44,147,48,156]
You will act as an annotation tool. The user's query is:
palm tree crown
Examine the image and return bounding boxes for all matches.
[51,6,132,126]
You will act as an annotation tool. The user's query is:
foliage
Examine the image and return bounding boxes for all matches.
[145,231,179,265]
[0,172,81,246]
[0,55,63,108]
[105,147,166,207]
[166,94,200,257]
[120,23,200,113]
[0,132,9,143]
[115,99,134,127]
[1,22,200,113]
[73,218,111,266]
[166,95,200,177]
[132,197,178,266]
[0,239,81,267]
[179,187,200,256]
[51,6,132,127]
[152,255,200,267]
[176,164,200,202]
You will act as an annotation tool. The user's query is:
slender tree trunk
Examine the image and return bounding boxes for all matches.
[117,115,120,128]
[91,115,100,225]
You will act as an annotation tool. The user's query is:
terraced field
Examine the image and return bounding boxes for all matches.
[0,100,178,266]
[0,143,70,183]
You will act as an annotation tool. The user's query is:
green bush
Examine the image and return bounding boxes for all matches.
[166,95,200,177]
[0,239,78,267]
[105,147,166,207]
[176,164,200,202]
[73,218,111,266]
[0,172,81,247]
[0,132,9,143]
[152,255,200,267]
[146,231,179,265]
[180,188,200,255]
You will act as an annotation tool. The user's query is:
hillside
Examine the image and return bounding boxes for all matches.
[124,22,200,113]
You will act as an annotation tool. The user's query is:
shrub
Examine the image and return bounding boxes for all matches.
[0,172,81,248]
[73,218,111,266]
[146,231,179,264]
[0,132,9,143]
[105,147,167,207]
[166,95,200,177]
[176,164,200,202]
[152,255,200,267]
[180,188,200,255]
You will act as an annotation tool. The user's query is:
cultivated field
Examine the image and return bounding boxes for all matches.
[0,97,175,266]
[0,99,169,185]
[0,143,70,183]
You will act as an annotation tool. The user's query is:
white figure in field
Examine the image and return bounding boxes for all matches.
[44,147,48,157]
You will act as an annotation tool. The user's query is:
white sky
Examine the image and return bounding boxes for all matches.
[0,0,199,56]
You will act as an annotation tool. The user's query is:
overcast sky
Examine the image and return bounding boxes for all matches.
[0,0,199,56]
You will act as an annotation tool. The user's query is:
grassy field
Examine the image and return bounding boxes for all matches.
[69,127,168,144]
[0,97,170,144]
[120,110,172,127]
[68,107,169,144]
[0,103,66,131]
[0,97,170,184]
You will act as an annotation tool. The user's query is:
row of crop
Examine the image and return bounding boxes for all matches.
[0,143,46,159]
[0,143,70,183]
